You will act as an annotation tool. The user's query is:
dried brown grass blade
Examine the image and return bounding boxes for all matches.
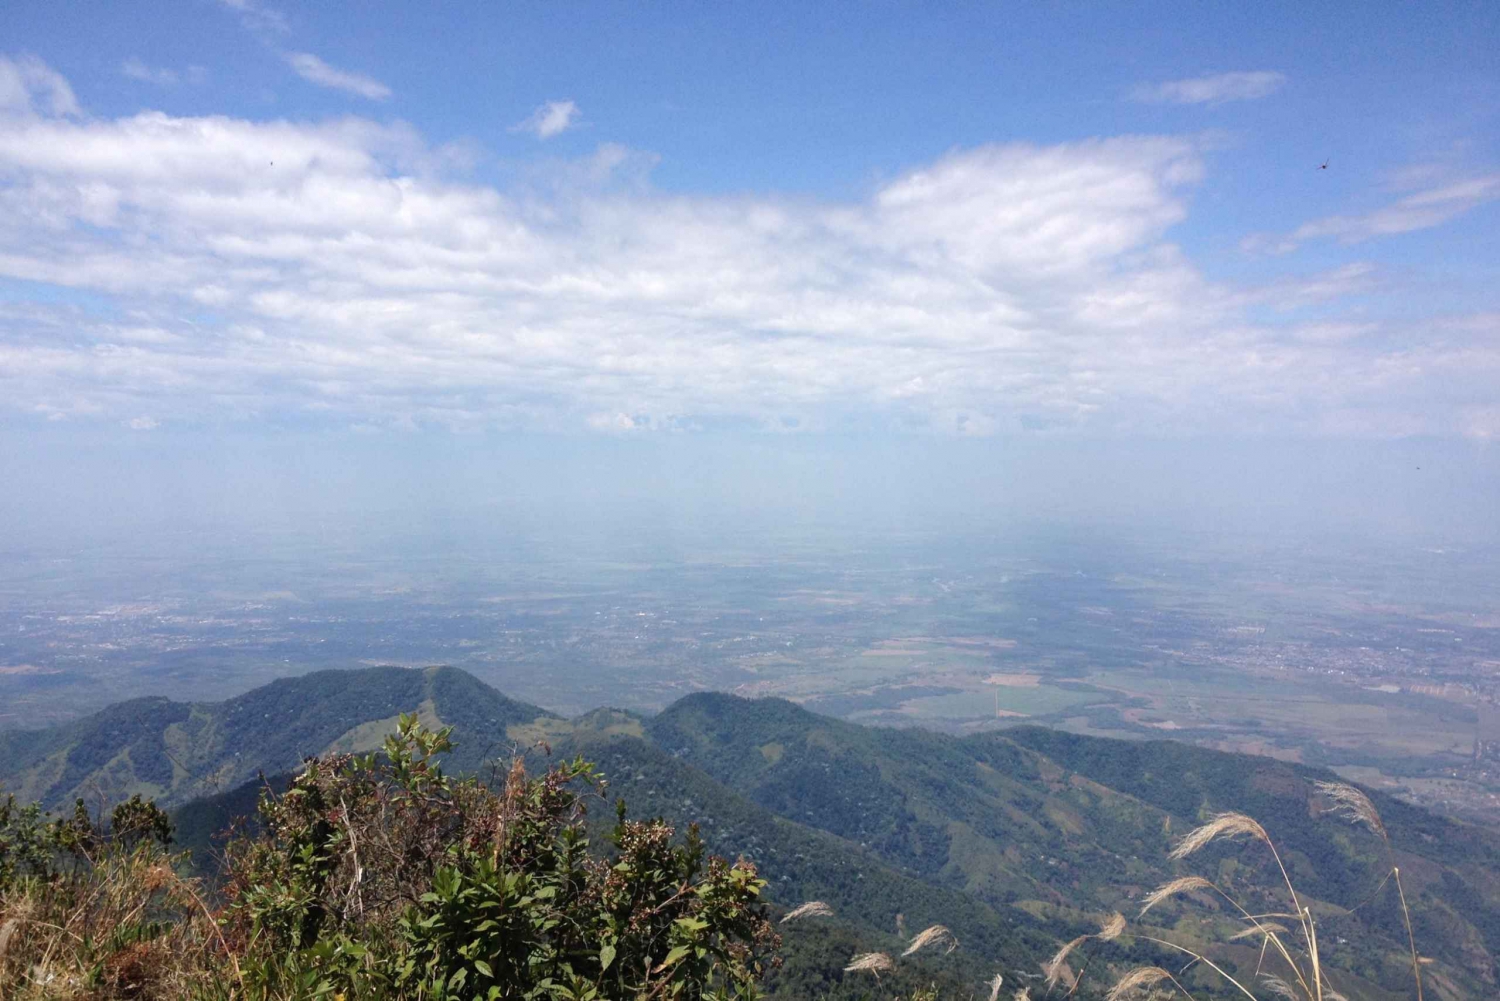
[1169,813,1269,859]
[1139,876,1215,917]
[780,901,834,923]
[845,952,894,975]
[901,924,957,957]
[1258,973,1300,1001]
[1314,781,1387,839]
[1230,922,1289,941]
[1044,935,1089,990]
[1106,966,1174,1001]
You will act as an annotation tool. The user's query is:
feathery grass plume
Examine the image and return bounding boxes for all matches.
[1169,812,1269,859]
[986,972,1005,1001]
[902,924,958,957]
[1138,875,1215,917]
[1097,911,1127,942]
[0,917,17,966]
[1258,973,1300,1001]
[1105,966,1174,1001]
[1314,781,1387,839]
[845,952,895,976]
[780,901,834,923]
[1013,989,1031,1001]
[1230,922,1289,940]
[1043,935,1089,990]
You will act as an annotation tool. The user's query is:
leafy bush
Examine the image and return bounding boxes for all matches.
[1,715,779,1001]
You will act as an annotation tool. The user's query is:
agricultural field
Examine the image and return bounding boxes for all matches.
[4,520,1499,823]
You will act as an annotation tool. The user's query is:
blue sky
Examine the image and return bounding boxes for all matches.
[1,0,1498,442]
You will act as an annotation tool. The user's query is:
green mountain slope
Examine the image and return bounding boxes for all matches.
[647,692,1500,999]
[7,667,1499,999]
[0,665,553,810]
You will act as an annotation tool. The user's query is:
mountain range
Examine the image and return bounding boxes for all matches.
[3,665,1498,1000]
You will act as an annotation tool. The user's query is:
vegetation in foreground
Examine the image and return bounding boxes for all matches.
[0,714,1438,1001]
[1,716,777,1000]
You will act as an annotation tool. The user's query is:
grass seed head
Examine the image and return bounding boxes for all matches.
[1097,911,1126,941]
[1259,974,1300,1001]
[902,924,957,957]
[1044,935,1089,990]
[0,917,17,966]
[845,952,895,976]
[1169,812,1269,860]
[1314,781,1387,839]
[986,972,1005,1001]
[1106,966,1174,1001]
[780,901,834,923]
[1138,875,1215,917]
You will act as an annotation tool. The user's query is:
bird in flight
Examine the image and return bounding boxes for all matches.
[1319,158,1329,170]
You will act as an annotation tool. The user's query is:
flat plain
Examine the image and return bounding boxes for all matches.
[3,519,1498,823]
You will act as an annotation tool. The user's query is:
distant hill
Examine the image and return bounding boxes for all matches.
[0,665,552,811]
[5,666,1498,999]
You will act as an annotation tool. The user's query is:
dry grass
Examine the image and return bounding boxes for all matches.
[1105,966,1176,1000]
[0,848,232,1001]
[985,971,1004,1001]
[1043,934,1089,990]
[1230,922,1290,941]
[1138,875,1215,917]
[1097,911,1126,942]
[901,924,957,957]
[1168,812,1269,860]
[844,951,895,976]
[1258,973,1300,1000]
[1313,781,1386,839]
[779,900,834,923]
[1314,781,1422,1000]
[1123,790,1430,1001]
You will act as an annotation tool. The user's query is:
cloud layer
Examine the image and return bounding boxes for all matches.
[1131,70,1286,105]
[0,58,1495,439]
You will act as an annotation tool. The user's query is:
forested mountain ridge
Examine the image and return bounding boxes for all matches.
[0,665,552,811]
[4,665,1498,999]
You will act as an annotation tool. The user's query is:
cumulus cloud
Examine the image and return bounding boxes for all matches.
[285,52,390,100]
[512,100,580,139]
[0,58,1493,439]
[0,54,80,117]
[1131,71,1286,106]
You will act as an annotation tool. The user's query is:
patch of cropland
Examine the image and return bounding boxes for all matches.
[5,665,1497,999]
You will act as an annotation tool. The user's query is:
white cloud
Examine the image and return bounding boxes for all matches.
[285,52,390,100]
[127,415,160,430]
[1246,175,1500,253]
[1293,175,1500,243]
[512,100,580,139]
[0,57,1494,439]
[122,58,179,86]
[1131,71,1286,106]
[218,0,289,36]
[0,54,79,117]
